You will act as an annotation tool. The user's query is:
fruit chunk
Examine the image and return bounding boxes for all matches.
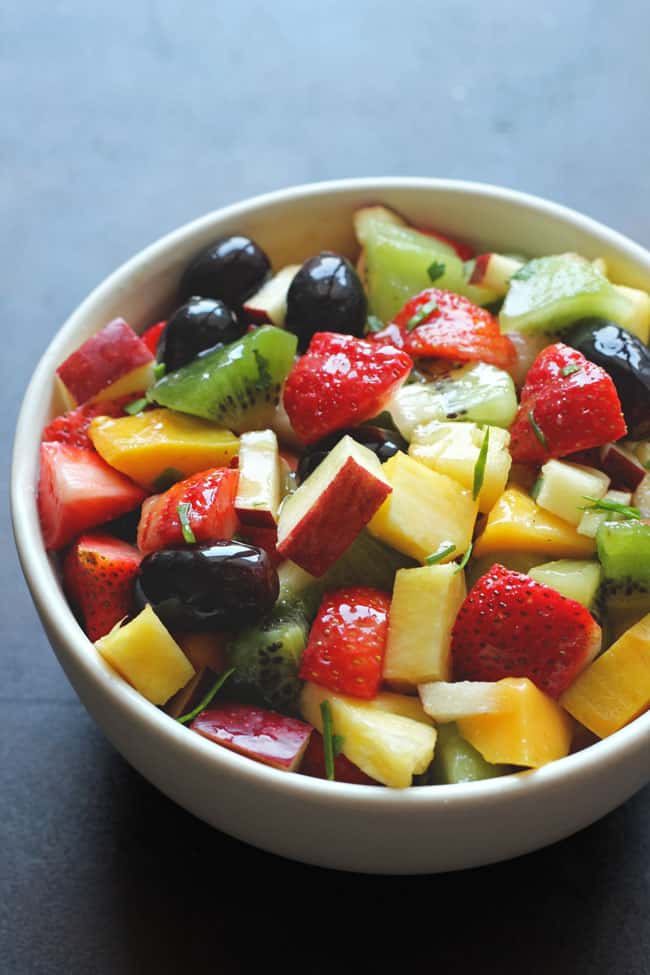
[535,460,610,526]
[409,421,511,513]
[42,397,132,450]
[389,361,517,439]
[191,703,312,771]
[38,443,147,551]
[614,285,650,344]
[419,680,505,723]
[241,264,300,326]
[472,487,596,560]
[509,343,627,465]
[423,722,509,784]
[560,612,650,737]
[141,320,167,356]
[63,533,142,641]
[56,318,155,408]
[299,587,390,699]
[234,429,281,526]
[300,682,436,789]
[175,631,228,673]
[282,331,412,446]
[597,521,650,582]
[353,204,408,245]
[499,255,637,334]
[528,559,601,609]
[96,604,195,705]
[368,451,478,563]
[384,563,466,688]
[599,442,646,490]
[89,408,239,489]
[363,690,434,725]
[577,489,633,539]
[149,325,297,433]
[276,435,391,577]
[137,467,239,555]
[469,252,524,295]
[299,732,379,784]
[452,564,601,698]
[457,677,573,768]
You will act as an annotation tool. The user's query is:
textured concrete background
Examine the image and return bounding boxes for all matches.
[3,1,650,971]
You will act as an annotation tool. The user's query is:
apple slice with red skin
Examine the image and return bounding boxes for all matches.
[276,435,392,576]
[599,442,646,491]
[235,429,282,527]
[56,318,155,408]
[469,253,524,294]
[242,265,300,326]
[191,703,313,771]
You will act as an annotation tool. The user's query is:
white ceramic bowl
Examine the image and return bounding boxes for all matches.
[12,178,650,874]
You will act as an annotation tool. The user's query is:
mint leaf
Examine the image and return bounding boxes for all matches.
[176,668,236,725]
[177,502,196,544]
[425,543,456,565]
[472,427,490,500]
[427,260,446,283]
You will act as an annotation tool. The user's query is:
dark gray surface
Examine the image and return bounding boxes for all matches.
[3,1,650,971]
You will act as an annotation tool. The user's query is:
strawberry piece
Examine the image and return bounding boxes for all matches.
[378,289,516,370]
[41,397,136,450]
[63,533,142,640]
[141,320,166,356]
[415,226,475,261]
[137,467,239,555]
[299,587,391,699]
[452,564,601,698]
[509,343,627,464]
[283,332,412,445]
[38,443,147,550]
[299,731,379,785]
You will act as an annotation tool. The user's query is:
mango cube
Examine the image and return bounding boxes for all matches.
[96,605,195,705]
[89,408,239,489]
[368,451,478,563]
[560,612,650,737]
[457,677,573,768]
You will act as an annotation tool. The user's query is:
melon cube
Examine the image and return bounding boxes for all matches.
[535,460,610,526]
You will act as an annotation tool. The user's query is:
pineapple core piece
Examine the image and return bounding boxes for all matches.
[368,451,478,563]
[560,612,650,737]
[384,563,466,688]
[300,682,436,789]
[96,604,195,705]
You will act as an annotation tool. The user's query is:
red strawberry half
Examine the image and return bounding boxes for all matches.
[509,342,627,464]
[283,332,412,446]
[299,731,379,785]
[63,533,142,640]
[42,397,135,450]
[299,586,391,699]
[141,320,167,356]
[451,564,601,698]
[137,466,239,555]
[38,443,147,550]
[372,289,516,370]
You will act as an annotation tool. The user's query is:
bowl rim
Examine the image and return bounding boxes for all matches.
[12,175,650,810]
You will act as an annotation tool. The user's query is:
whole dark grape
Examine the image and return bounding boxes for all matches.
[285,251,367,351]
[158,297,244,372]
[297,425,407,482]
[180,235,271,307]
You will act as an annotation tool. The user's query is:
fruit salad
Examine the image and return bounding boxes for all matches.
[38,204,650,789]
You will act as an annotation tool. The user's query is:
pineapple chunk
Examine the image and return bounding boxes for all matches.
[458,678,573,768]
[560,612,650,737]
[472,487,596,559]
[364,690,434,725]
[528,559,601,608]
[96,605,195,705]
[419,680,505,723]
[368,452,478,563]
[384,564,466,687]
[614,285,650,344]
[300,682,436,788]
[409,421,511,513]
[89,408,239,489]
[577,490,632,538]
[535,460,609,526]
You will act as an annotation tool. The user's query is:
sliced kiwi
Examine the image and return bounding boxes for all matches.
[148,325,297,433]
[227,597,309,714]
[418,723,510,785]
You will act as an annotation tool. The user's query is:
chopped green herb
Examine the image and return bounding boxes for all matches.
[177,502,196,543]
[530,475,543,501]
[124,397,149,415]
[320,700,337,781]
[406,299,438,332]
[427,260,446,283]
[644,461,650,472]
[472,427,490,500]
[332,734,345,757]
[153,362,167,380]
[253,350,272,391]
[176,667,236,725]
[365,315,385,334]
[528,411,548,449]
[425,543,456,565]
[562,363,581,377]
[580,496,641,520]
[454,543,473,574]
[152,467,184,492]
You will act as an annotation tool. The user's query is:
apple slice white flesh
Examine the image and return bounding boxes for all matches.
[469,253,524,295]
[243,265,301,326]
[235,429,282,527]
[276,435,392,577]
[418,681,505,723]
[191,703,313,771]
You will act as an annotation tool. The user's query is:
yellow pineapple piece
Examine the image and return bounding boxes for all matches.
[384,563,466,688]
[300,682,436,788]
[409,421,511,513]
[560,613,650,737]
[96,605,195,705]
[458,677,573,767]
[368,452,478,563]
[89,408,239,489]
[472,486,595,559]
[364,690,434,725]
